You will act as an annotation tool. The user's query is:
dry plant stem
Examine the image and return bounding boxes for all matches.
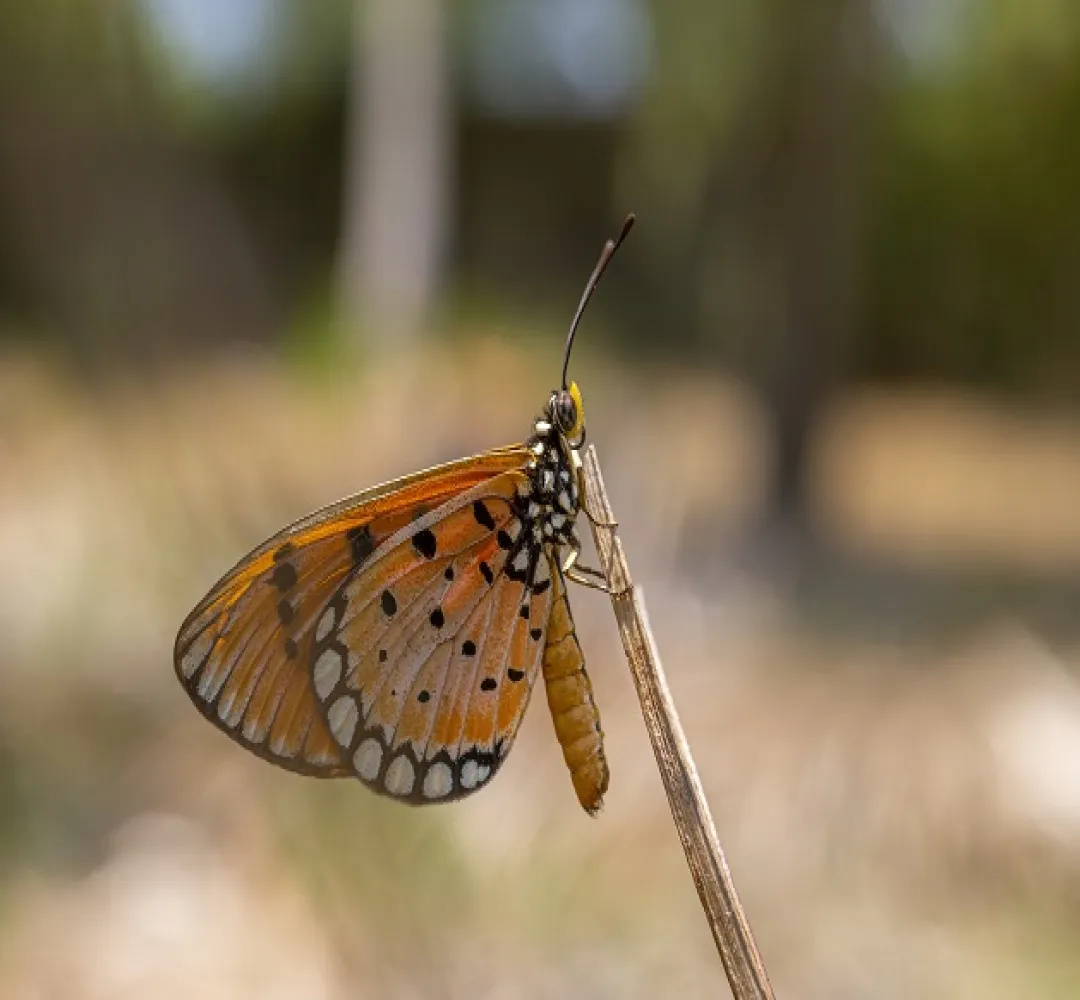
[581,444,776,1000]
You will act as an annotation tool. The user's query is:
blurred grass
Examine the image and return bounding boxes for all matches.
[1,342,1080,997]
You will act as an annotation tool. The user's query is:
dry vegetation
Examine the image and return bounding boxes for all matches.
[1,342,1079,998]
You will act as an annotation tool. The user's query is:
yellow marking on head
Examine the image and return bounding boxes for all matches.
[566,381,585,441]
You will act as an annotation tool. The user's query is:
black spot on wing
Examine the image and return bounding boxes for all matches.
[381,590,397,616]
[480,677,497,692]
[413,528,437,559]
[462,640,476,657]
[508,669,525,683]
[506,557,530,584]
[272,562,297,592]
[430,607,445,629]
[348,525,375,565]
[473,500,496,531]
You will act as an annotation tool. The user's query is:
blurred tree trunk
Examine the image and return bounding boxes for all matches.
[724,0,882,547]
[338,0,451,348]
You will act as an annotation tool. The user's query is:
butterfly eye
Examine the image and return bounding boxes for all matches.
[554,391,578,434]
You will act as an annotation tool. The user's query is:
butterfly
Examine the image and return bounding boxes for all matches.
[174,216,634,815]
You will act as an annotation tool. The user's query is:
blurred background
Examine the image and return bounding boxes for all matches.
[2,1,1080,997]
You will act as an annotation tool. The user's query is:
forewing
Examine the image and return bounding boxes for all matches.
[173,448,530,777]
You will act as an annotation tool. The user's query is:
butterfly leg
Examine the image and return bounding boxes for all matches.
[562,543,612,593]
[583,508,619,530]
[570,451,618,529]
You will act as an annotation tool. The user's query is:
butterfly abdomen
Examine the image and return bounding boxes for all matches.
[541,563,609,814]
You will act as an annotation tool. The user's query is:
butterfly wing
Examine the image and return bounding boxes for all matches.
[174,447,531,778]
[311,483,558,802]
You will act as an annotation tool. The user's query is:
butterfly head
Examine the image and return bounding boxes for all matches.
[551,381,585,447]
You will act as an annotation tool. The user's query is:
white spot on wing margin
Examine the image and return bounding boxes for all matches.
[384,755,416,796]
[313,648,343,700]
[354,738,382,780]
[423,761,454,799]
[328,696,359,747]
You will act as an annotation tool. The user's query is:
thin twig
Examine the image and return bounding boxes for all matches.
[581,444,776,1000]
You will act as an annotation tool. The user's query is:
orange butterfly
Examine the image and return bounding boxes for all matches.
[174,217,634,814]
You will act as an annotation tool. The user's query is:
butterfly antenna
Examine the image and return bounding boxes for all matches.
[562,214,635,390]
